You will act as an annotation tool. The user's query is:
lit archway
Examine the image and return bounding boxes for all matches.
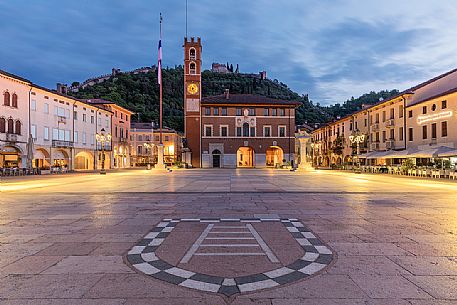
[75,151,94,170]
[237,147,254,168]
[33,148,50,169]
[266,146,284,167]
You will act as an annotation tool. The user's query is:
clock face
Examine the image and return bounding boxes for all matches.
[187,83,199,95]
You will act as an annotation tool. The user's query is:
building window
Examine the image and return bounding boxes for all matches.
[137,146,143,155]
[213,107,219,116]
[189,62,196,75]
[399,127,404,141]
[205,125,213,137]
[272,108,277,116]
[389,129,394,140]
[382,111,386,122]
[221,126,228,137]
[236,108,242,116]
[422,106,427,114]
[82,113,87,122]
[138,135,143,141]
[31,124,37,139]
[279,126,286,137]
[205,107,210,116]
[263,108,269,116]
[442,100,447,109]
[432,104,437,111]
[408,128,413,141]
[422,125,427,139]
[11,93,18,108]
[364,119,367,127]
[350,122,353,131]
[126,115,129,121]
[242,123,249,137]
[399,105,403,118]
[375,113,380,123]
[44,103,49,114]
[431,123,437,139]
[0,118,6,133]
[121,113,123,119]
[44,127,49,141]
[91,116,94,124]
[74,131,78,143]
[408,110,413,118]
[263,126,271,137]
[250,127,255,137]
[31,99,36,111]
[14,120,21,135]
[390,108,394,119]
[236,126,242,137]
[82,132,86,144]
[164,135,169,141]
[382,130,386,142]
[279,108,285,116]
[248,108,255,116]
[221,107,227,116]
[3,92,10,106]
[189,48,196,60]
[73,111,77,120]
[442,121,448,137]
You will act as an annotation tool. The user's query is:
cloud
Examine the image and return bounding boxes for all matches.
[0,0,456,105]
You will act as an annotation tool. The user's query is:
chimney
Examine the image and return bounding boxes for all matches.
[224,89,230,100]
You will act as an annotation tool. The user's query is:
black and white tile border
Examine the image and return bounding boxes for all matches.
[126,218,334,297]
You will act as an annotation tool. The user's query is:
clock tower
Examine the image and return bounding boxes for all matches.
[183,37,202,167]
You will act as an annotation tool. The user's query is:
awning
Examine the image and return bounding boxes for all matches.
[408,146,455,158]
[367,151,392,159]
[436,149,457,158]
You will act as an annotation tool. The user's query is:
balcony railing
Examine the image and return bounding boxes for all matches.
[371,142,380,151]
[6,133,18,142]
[385,119,395,128]
[372,123,380,131]
[52,140,74,148]
[386,140,395,150]
[57,116,67,124]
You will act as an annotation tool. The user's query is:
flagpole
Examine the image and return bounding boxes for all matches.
[159,13,163,146]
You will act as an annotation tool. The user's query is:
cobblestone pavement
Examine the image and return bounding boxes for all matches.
[1,169,457,304]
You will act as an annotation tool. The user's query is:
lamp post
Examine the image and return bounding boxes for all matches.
[96,128,111,175]
[349,131,365,171]
[143,142,154,169]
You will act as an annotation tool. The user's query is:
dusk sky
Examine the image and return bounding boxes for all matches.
[1,0,456,105]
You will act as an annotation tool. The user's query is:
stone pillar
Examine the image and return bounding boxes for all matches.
[298,136,312,169]
[155,144,166,169]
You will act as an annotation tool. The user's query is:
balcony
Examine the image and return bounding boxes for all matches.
[385,119,395,128]
[6,133,18,142]
[52,140,74,148]
[58,116,67,124]
[386,140,395,150]
[372,123,380,131]
[371,142,380,151]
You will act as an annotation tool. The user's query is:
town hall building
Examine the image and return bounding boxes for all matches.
[183,37,300,168]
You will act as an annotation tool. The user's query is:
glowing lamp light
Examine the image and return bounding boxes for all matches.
[417,110,453,124]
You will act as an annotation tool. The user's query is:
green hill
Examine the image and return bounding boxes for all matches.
[69,66,399,131]
[70,66,331,132]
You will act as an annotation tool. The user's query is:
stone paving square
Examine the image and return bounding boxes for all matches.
[1,169,457,304]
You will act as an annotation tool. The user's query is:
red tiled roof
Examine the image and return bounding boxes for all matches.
[201,94,301,107]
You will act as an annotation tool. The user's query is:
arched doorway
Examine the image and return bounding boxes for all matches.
[33,148,50,169]
[0,145,22,168]
[52,149,70,168]
[75,151,94,170]
[212,149,221,168]
[266,146,284,167]
[237,147,254,168]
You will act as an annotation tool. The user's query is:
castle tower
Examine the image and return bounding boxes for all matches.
[183,37,202,167]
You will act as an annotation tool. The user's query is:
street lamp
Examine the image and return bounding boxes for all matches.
[96,128,111,175]
[143,142,154,168]
[349,131,365,171]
